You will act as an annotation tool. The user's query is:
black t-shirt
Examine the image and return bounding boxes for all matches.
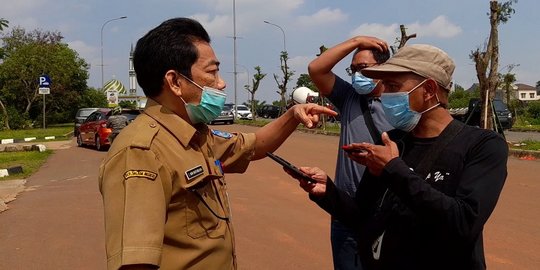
[314,122,508,270]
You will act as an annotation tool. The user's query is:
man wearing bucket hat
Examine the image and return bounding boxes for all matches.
[292,44,508,269]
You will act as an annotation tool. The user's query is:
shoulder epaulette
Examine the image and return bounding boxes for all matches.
[130,116,159,149]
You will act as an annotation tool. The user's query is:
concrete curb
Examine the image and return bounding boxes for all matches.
[0,135,72,144]
[508,149,540,160]
[0,166,24,178]
[0,144,47,153]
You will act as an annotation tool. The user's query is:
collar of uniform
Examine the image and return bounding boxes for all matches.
[143,98,197,147]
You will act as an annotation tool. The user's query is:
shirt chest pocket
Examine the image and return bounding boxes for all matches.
[183,164,228,239]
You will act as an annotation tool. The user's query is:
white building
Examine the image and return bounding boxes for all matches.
[514,83,539,101]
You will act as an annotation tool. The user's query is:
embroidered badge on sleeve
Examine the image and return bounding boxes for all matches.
[124,170,158,181]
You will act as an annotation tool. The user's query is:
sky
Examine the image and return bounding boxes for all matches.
[2,0,539,104]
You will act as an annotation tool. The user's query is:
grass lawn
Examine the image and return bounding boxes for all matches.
[509,140,540,151]
[236,118,341,135]
[0,150,53,180]
[0,124,73,141]
[237,119,540,151]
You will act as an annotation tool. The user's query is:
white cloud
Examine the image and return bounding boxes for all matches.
[67,40,98,67]
[193,0,305,37]
[296,8,348,27]
[349,16,462,45]
[201,0,304,13]
[191,14,232,38]
[289,55,313,75]
[408,15,462,39]
[350,23,400,44]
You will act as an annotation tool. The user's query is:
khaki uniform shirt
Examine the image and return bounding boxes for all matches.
[99,99,256,270]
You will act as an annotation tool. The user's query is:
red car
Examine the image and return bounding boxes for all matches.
[76,108,112,151]
[77,108,142,151]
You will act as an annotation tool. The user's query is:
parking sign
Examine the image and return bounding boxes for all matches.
[39,75,51,95]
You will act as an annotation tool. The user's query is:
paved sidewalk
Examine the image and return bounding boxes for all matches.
[0,140,74,212]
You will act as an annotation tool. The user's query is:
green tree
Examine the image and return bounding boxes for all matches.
[0,27,88,128]
[449,88,473,109]
[271,100,282,106]
[244,66,266,118]
[526,101,540,124]
[273,51,294,115]
[78,87,108,108]
[119,100,137,110]
[470,0,517,130]
[295,73,318,92]
[454,84,465,92]
[243,99,266,115]
[0,18,8,31]
[535,80,540,90]
[501,71,517,109]
[0,18,9,128]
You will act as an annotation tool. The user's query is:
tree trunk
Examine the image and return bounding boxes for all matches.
[478,1,501,130]
[0,99,10,130]
[251,92,256,120]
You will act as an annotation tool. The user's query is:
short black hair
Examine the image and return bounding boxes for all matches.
[371,49,390,64]
[352,48,390,64]
[133,17,211,98]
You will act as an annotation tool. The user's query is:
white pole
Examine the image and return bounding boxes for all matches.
[100,16,127,90]
[233,0,238,119]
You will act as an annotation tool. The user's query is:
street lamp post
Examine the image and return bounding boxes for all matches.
[263,20,286,52]
[101,16,127,89]
[237,64,250,88]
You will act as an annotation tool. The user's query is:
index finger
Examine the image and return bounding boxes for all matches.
[309,105,338,116]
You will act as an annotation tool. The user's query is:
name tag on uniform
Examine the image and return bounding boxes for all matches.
[185,165,204,181]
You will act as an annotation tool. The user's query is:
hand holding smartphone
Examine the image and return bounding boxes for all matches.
[266,152,317,183]
[342,144,366,153]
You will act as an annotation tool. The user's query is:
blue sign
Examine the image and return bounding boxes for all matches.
[39,75,51,87]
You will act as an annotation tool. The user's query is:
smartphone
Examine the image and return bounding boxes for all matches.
[342,145,366,153]
[266,152,317,183]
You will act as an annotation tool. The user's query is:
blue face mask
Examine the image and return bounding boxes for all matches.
[351,72,376,95]
[178,73,227,124]
[381,79,439,132]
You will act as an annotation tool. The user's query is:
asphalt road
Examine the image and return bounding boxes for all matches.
[0,124,538,269]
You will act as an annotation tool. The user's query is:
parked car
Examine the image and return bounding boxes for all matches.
[74,108,99,136]
[257,105,281,119]
[210,103,234,125]
[231,104,253,120]
[77,108,141,151]
[451,98,513,130]
[111,108,142,123]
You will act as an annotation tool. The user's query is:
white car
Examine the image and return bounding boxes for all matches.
[231,104,253,120]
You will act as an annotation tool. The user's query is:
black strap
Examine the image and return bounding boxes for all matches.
[360,96,382,145]
[413,119,465,177]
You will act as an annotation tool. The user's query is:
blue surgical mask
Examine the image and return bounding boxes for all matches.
[381,79,440,132]
[351,72,376,95]
[178,73,227,124]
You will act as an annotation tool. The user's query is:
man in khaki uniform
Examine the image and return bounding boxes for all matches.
[98,17,336,270]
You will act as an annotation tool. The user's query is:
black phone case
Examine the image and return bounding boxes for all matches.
[266,152,316,183]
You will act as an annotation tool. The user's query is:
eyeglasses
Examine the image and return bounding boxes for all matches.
[346,63,378,76]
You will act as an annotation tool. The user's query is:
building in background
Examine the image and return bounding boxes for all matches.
[103,45,146,108]
[514,83,539,101]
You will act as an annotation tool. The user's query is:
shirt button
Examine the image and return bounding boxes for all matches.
[149,123,156,128]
